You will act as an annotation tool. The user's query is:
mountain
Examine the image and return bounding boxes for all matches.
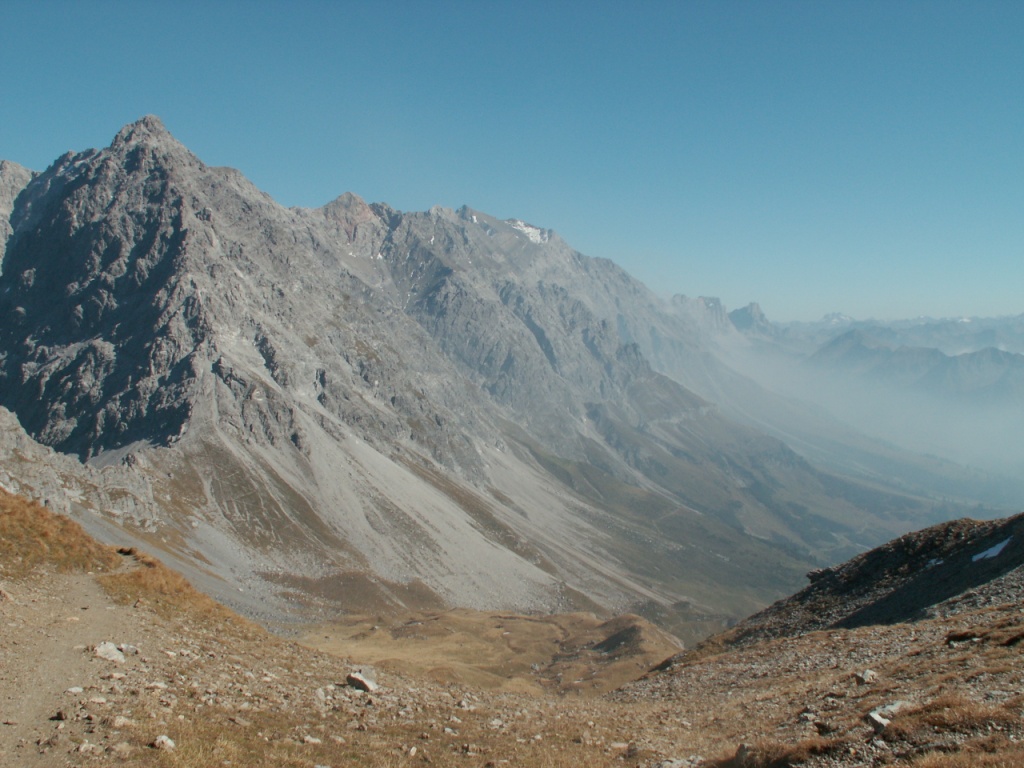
[701,509,1024,648]
[734,312,1024,358]
[728,302,775,340]
[809,330,1024,403]
[0,117,987,642]
[720,307,1024,498]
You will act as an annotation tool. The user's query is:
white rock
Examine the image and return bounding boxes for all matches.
[867,711,891,731]
[855,669,878,685]
[346,670,378,692]
[151,734,176,750]
[94,641,125,663]
[867,700,910,732]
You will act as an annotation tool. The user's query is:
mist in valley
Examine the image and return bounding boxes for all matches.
[716,318,1024,510]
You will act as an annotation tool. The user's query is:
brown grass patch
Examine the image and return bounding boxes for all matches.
[98,547,258,634]
[0,488,120,577]
[305,608,679,695]
[711,736,842,767]
[884,693,1020,739]
[909,739,1024,768]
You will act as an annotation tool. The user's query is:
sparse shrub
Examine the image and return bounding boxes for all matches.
[909,739,1024,768]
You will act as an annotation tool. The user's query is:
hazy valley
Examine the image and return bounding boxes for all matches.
[719,308,1024,494]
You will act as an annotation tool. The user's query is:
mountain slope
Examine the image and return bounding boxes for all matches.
[698,510,1024,650]
[0,117,979,640]
[617,510,1024,766]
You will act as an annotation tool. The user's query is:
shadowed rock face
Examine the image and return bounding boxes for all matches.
[706,510,1024,649]
[1,125,205,457]
[0,117,973,637]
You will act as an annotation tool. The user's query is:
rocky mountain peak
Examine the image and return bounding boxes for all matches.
[0,159,33,197]
[111,114,174,149]
[668,294,737,337]
[728,302,773,336]
[0,121,213,459]
[724,303,765,329]
[100,114,203,183]
[316,191,382,242]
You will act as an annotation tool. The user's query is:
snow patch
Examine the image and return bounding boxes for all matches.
[508,219,548,244]
[972,536,1012,562]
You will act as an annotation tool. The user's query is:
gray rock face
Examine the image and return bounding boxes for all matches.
[0,160,33,260]
[0,120,211,458]
[0,117,960,635]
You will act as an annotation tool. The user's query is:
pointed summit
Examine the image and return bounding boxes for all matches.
[729,302,775,337]
[112,114,173,146]
[106,115,199,173]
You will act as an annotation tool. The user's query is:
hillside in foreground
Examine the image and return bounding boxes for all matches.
[3,488,1023,767]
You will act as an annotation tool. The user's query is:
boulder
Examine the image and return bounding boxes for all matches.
[346,670,378,692]
[93,641,125,663]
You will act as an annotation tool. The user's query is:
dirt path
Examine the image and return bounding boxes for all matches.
[0,570,137,767]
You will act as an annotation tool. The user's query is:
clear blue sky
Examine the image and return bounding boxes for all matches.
[2,1,1022,322]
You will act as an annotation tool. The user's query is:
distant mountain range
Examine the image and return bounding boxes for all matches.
[0,117,1015,642]
[808,329,1024,403]
[719,304,1024,483]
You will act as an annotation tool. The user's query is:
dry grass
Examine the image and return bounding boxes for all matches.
[0,488,120,577]
[81,688,645,768]
[5,487,1024,768]
[98,546,260,635]
[899,693,1020,733]
[909,739,1024,768]
[305,608,679,695]
[709,736,844,768]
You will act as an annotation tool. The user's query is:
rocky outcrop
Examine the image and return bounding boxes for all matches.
[0,159,33,260]
[728,302,774,338]
[681,510,1024,651]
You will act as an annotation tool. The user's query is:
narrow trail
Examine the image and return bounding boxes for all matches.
[0,569,137,767]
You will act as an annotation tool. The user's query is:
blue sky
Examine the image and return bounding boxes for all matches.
[2,1,1022,322]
